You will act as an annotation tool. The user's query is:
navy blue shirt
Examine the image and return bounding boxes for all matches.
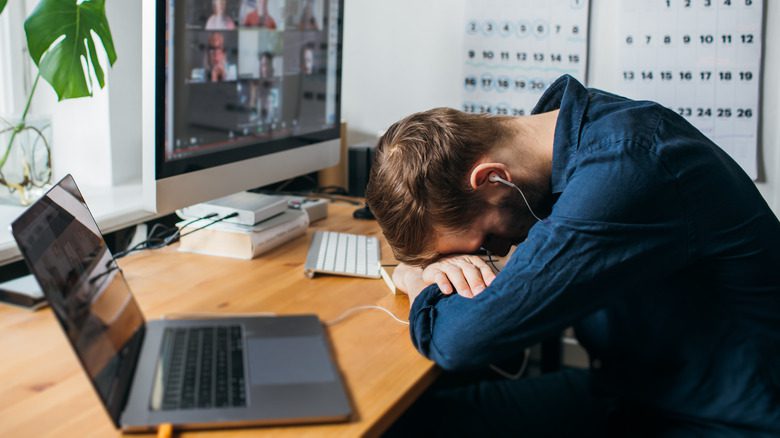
[410,76,780,434]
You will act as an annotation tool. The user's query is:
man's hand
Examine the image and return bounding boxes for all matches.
[392,263,429,306]
[422,255,496,298]
[392,256,496,307]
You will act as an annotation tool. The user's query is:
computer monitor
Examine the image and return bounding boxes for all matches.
[142,0,343,214]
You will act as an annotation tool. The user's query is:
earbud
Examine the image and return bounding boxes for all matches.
[489,174,512,186]
[488,173,544,222]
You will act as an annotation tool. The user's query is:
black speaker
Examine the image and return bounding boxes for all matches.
[348,144,375,197]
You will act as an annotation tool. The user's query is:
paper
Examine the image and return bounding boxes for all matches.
[614,0,763,179]
[462,0,590,117]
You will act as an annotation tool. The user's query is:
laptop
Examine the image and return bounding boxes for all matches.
[11,175,351,432]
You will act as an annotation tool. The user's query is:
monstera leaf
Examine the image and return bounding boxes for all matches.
[24,0,117,100]
[0,0,7,15]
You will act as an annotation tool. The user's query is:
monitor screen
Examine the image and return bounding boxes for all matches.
[156,0,342,179]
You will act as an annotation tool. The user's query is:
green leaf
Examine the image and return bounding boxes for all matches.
[0,0,7,15]
[24,0,117,101]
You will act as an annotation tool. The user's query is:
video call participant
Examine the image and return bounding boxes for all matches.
[300,42,315,75]
[299,0,319,31]
[367,75,780,435]
[241,0,277,29]
[259,51,275,79]
[205,0,236,30]
[255,87,280,125]
[203,32,235,82]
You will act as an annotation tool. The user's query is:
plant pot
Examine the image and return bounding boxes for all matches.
[0,115,52,206]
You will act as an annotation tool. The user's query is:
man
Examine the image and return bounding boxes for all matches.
[204,32,235,82]
[259,51,275,80]
[366,75,780,436]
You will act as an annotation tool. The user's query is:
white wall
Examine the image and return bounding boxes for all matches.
[341,0,466,142]
[341,0,780,215]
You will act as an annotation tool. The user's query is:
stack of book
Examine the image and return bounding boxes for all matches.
[177,210,309,260]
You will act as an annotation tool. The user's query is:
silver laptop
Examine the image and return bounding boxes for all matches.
[11,175,351,432]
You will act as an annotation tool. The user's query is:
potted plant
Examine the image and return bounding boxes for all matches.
[0,0,116,205]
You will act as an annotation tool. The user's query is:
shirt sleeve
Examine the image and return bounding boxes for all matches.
[409,141,690,370]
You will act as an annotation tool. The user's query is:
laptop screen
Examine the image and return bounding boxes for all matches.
[11,175,146,427]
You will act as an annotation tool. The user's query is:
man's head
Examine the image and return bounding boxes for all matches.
[212,0,227,15]
[259,51,274,79]
[366,107,552,266]
[301,43,315,75]
[207,32,226,68]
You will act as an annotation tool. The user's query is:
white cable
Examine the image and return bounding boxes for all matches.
[490,175,543,222]
[164,309,529,379]
[489,348,531,380]
[161,311,277,320]
[326,305,410,326]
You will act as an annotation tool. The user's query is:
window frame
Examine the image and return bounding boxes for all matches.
[0,2,31,117]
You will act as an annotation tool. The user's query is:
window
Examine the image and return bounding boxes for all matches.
[0,2,30,116]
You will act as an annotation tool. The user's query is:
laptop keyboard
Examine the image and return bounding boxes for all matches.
[157,325,246,410]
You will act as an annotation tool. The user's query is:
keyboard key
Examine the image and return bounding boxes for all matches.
[335,233,347,273]
[324,232,338,272]
[345,234,357,274]
[366,237,379,276]
[316,231,329,270]
[357,235,367,276]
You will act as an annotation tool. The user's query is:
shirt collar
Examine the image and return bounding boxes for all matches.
[531,75,589,194]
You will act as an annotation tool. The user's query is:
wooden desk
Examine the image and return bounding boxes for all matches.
[0,203,439,437]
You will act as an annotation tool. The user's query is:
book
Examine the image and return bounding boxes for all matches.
[179,191,289,226]
[379,265,398,295]
[0,274,47,310]
[178,210,309,259]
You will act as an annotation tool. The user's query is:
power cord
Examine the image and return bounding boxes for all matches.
[113,212,238,259]
[161,304,526,381]
[325,305,409,326]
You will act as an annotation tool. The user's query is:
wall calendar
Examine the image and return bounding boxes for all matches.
[615,0,763,179]
[462,0,590,118]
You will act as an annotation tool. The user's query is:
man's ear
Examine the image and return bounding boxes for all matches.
[469,162,510,190]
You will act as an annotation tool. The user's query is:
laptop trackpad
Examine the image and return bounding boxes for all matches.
[247,337,336,385]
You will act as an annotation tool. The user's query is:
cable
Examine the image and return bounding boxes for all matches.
[326,305,409,326]
[178,212,238,238]
[489,352,530,380]
[484,249,501,273]
[161,311,277,320]
[489,174,543,222]
[113,212,235,259]
[160,306,408,326]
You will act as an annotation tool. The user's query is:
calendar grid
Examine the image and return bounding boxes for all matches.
[462,0,590,117]
[615,0,763,179]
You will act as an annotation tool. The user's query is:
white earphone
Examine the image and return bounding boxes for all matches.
[489,174,543,222]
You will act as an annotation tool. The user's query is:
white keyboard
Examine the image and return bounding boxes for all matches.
[304,231,381,279]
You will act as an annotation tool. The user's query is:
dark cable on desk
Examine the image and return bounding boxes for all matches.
[178,212,238,238]
[113,212,237,259]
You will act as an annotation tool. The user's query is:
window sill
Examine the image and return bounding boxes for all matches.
[0,181,158,265]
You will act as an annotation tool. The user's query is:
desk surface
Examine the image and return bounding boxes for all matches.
[0,203,438,437]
